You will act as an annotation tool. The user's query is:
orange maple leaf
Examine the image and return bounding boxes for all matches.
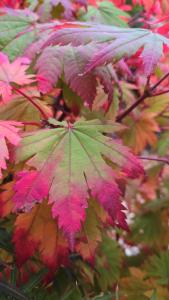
[13,201,68,270]
[0,181,14,217]
[122,112,160,154]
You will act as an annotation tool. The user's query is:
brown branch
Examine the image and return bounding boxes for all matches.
[151,89,169,97]
[116,91,150,122]
[116,71,169,123]
[150,71,169,91]
[139,156,169,165]
[12,87,49,120]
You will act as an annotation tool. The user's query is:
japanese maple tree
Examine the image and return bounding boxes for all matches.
[0,0,169,299]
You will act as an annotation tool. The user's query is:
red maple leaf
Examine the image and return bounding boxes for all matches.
[0,0,21,8]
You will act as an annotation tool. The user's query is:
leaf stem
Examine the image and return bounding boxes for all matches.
[115,284,119,300]
[12,87,49,120]
[116,72,169,122]
[22,121,42,127]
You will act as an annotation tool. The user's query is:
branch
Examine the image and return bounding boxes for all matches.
[139,156,169,165]
[150,71,169,91]
[116,92,149,122]
[12,87,49,120]
[116,72,169,123]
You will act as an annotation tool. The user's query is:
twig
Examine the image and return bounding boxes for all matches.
[151,71,169,91]
[116,91,150,122]
[52,90,63,117]
[145,75,151,90]
[116,71,169,122]
[139,156,169,165]
[151,89,169,97]
[128,11,144,26]
[12,86,49,120]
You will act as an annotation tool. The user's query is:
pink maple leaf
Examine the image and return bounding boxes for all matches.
[13,120,143,243]
[0,52,34,103]
[0,120,22,178]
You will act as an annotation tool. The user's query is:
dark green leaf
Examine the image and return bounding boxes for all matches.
[22,268,48,293]
[0,281,28,300]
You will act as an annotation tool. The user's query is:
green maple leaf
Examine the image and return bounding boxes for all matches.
[80,1,129,27]
[0,8,38,59]
[147,251,169,285]
[95,234,121,290]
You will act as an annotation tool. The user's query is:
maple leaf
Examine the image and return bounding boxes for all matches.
[140,165,161,200]
[13,201,68,269]
[36,44,115,106]
[158,131,169,156]
[80,1,129,27]
[0,7,61,60]
[119,271,150,300]
[132,211,164,246]
[13,119,143,242]
[121,112,160,154]
[0,88,52,128]
[76,200,102,262]
[0,120,22,179]
[131,198,169,248]
[44,23,169,76]
[144,94,169,116]
[0,52,34,103]
[0,0,21,8]
[147,251,169,285]
[133,0,169,15]
[0,8,39,59]
[35,0,87,21]
[95,234,121,290]
[36,0,73,21]
[0,182,14,217]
